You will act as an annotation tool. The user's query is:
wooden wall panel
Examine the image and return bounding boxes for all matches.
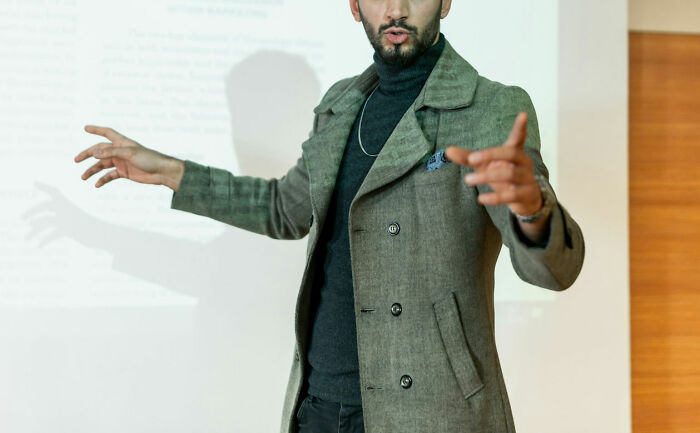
[630,32,700,433]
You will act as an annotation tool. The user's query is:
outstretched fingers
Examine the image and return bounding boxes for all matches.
[94,146,133,160]
[95,169,121,188]
[74,142,112,163]
[84,125,122,142]
[81,158,114,181]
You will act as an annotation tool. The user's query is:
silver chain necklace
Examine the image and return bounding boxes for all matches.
[358,87,379,157]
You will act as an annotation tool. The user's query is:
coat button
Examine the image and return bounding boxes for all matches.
[400,375,412,389]
[390,303,402,316]
[387,222,400,236]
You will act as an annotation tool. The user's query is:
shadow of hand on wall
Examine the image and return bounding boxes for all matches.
[23,50,320,432]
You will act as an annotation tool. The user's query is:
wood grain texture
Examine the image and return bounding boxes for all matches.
[630,32,700,433]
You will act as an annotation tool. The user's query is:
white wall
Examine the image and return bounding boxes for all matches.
[541,0,630,432]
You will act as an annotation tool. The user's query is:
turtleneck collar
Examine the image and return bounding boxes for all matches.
[373,32,445,95]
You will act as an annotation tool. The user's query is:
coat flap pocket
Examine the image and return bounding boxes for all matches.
[433,291,484,400]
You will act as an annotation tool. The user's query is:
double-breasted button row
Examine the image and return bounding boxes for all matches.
[387,222,400,236]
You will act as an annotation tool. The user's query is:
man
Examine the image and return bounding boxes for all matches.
[74,0,585,432]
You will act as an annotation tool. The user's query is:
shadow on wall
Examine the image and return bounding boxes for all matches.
[23,51,320,433]
[226,50,321,177]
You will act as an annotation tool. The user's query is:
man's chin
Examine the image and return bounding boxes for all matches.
[377,46,419,66]
[380,39,410,53]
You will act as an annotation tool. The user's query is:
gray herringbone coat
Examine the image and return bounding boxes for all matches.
[171,39,585,433]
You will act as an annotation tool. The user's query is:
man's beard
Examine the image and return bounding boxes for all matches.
[359,3,441,68]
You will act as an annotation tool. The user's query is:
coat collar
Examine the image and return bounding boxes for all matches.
[313,38,479,115]
[302,38,480,233]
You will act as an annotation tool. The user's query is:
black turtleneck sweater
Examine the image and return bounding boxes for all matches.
[304,34,446,405]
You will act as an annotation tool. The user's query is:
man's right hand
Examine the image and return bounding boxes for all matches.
[74,125,185,191]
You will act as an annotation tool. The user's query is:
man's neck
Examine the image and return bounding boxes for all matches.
[373,33,446,94]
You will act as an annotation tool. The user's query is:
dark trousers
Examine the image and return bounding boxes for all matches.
[296,392,365,433]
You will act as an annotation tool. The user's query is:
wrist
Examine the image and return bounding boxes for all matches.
[516,211,551,245]
[510,174,554,223]
[160,157,185,191]
[511,192,543,217]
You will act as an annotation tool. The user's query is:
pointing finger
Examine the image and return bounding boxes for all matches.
[504,112,528,148]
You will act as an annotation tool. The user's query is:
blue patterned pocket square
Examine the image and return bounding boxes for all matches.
[426,149,451,171]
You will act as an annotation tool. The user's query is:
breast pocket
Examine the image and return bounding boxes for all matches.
[411,159,462,189]
[432,291,484,400]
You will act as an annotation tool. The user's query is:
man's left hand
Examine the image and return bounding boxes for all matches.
[444,112,543,217]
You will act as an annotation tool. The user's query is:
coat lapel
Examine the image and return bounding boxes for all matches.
[301,39,480,225]
[355,40,479,200]
[354,106,433,199]
[301,66,377,230]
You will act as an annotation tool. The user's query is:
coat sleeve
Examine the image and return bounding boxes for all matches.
[169,154,312,240]
[167,76,357,240]
[473,85,585,291]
